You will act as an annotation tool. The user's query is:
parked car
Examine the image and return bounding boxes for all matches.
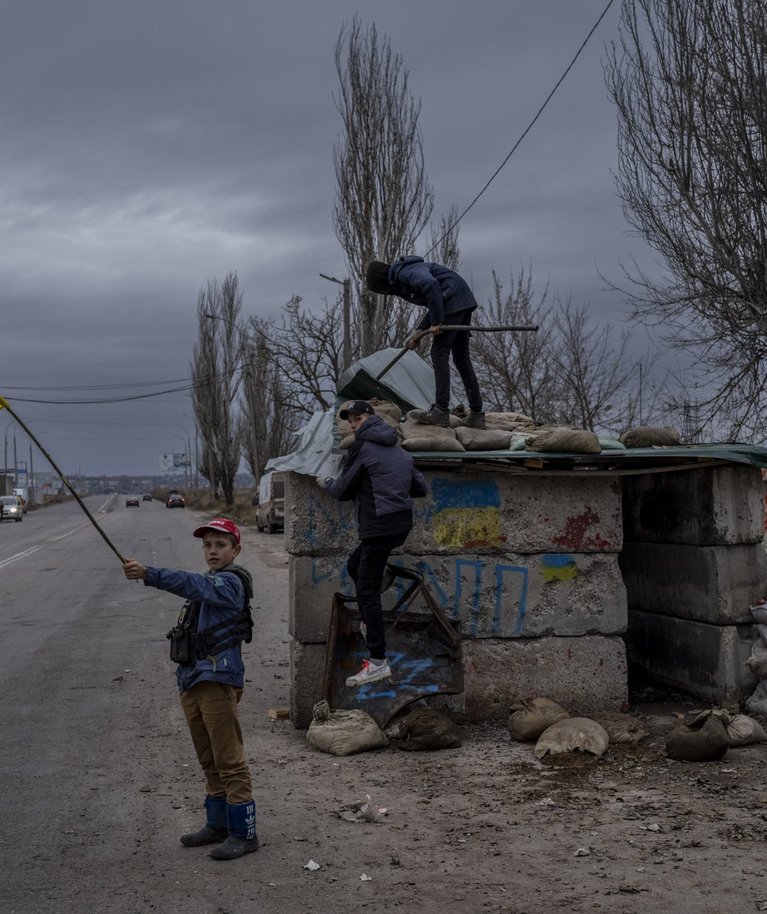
[167,493,185,508]
[125,496,140,507]
[255,471,285,534]
[0,495,23,522]
[142,493,152,502]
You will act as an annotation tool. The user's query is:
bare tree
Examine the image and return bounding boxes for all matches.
[551,296,638,432]
[604,0,767,441]
[333,15,434,354]
[472,266,664,433]
[472,268,559,422]
[265,295,347,416]
[239,317,302,479]
[190,272,244,507]
[428,206,462,272]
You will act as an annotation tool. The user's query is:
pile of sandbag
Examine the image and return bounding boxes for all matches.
[506,696,646,762]
[665,707,766,761]
[746,599,767,716]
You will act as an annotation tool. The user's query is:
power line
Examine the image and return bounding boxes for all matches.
[425,0,616,258]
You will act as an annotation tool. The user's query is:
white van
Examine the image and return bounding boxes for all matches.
[255,471,285,534]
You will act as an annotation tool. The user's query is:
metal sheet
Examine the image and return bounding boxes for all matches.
[323,565,463,728]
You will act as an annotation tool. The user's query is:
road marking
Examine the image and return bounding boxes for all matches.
[0,523,89,569]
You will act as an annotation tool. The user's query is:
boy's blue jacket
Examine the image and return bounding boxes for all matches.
[326,415,427,538]
[143,563,252,692]
[387,255,478,330]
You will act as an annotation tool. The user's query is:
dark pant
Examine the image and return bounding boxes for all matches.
[430,307,483,413]
[347,532,409,660]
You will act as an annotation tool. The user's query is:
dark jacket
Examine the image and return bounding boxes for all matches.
[326,414,427,538]
[144,562,253,692]
[387,256,478,330]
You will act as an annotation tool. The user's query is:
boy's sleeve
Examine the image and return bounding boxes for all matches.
[410,465,428,498]
[144,566,244,608]
[325,442,365,501]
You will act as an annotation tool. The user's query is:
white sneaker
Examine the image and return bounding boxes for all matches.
[345,659,392,687]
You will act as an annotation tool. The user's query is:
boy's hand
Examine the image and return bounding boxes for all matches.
[123,560,147,581]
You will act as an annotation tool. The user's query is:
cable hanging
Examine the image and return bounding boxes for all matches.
[425,0,616,258]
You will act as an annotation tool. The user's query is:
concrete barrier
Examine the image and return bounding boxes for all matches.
[627,609,758,704]
[620,542,767,624]
[289,551,627,642]
[286,470,623,556]
[623,465,764,545]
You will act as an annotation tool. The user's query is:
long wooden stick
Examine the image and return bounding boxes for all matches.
[0,396,127,563]
[375,323,539,382]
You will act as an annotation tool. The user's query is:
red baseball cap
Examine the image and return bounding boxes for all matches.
[193,518,241,544]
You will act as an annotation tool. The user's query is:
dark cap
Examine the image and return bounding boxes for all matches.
[365,261,392,294]
[339,400,375,420]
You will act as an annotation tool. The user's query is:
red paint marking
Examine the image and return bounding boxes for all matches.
[551,508,613,550]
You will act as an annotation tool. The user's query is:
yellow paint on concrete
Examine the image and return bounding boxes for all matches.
[434,507,503,548]
[541,561,578,583]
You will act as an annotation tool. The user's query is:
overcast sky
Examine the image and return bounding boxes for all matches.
[1,0,657,479]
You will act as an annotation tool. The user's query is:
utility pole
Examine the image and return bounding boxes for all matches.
[319,272,351,371]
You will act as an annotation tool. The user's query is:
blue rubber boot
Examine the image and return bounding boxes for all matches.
[179,795,228,847]
[209,800,259,860]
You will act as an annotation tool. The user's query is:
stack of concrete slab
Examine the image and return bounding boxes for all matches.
[287,469,629,727]
[620,465,766,704]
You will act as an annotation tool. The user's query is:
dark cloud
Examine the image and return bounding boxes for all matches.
[1,0,656,475]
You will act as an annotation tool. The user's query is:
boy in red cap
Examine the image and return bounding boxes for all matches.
[122,518,258,860]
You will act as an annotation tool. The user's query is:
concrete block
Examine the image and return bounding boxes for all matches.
[286,469,623,556]
[462,636,628,721]
[289,634,625,728]
[289,551,627,643]
[620,542,767,624]
[289,639,327,730]
[623,465,764,545]
[626,609,758,704]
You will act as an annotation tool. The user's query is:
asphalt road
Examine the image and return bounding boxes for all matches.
[0,496,293,914]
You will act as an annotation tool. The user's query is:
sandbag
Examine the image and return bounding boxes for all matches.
[397,709,462,751]
[484,411,539,431]
[725,713,766,747]
[746,680,767,716]
[620,426,681,448]
[401,416,457,440]
[665,713,728,761]
[593,713,647,744]
[534,717,609,759]
[402,436,465,452]
[508,697,569,742]
[526,427,601,454]
[598,437,626,451]
[306,700,388,756]
[455,427,513,451]
[745,639,767,678]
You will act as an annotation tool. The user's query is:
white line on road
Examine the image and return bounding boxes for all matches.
[0,523,89,569]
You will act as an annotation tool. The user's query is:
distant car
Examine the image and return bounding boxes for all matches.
[0,495,23,522]
[166,494,185,508]
[142,494,152,502]
[125,496,140,507]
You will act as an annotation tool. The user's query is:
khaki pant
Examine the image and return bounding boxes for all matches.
[180,681,252,804]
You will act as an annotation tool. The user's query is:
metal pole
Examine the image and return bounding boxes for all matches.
[342,278,351,371]
[0,396,126,563]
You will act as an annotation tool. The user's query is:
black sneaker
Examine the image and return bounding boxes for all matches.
[464,411,486,430]
[411,405,450,428]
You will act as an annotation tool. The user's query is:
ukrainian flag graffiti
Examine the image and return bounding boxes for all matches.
[428,477,505,549]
